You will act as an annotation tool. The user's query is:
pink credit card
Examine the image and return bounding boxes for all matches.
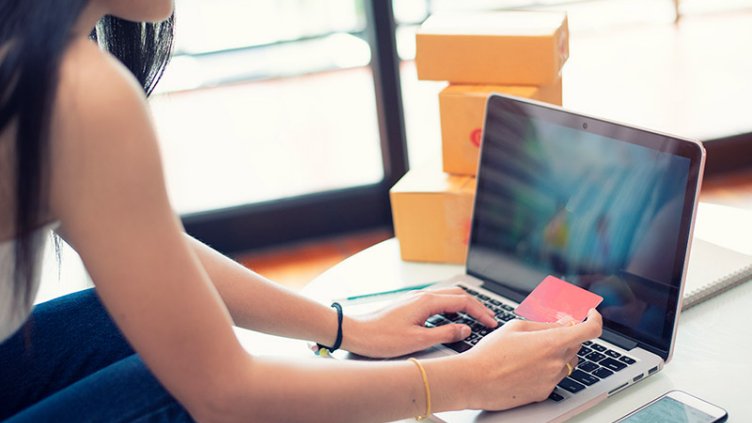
[515,276,603,323]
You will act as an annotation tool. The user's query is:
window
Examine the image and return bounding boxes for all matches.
[152,0,751,252]
[150,0,407,251]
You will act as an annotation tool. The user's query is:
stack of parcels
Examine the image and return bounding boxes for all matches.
[391,11,569,264]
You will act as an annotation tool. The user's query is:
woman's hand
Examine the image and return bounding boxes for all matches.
[457,308,603,411]
[344,287,498,358]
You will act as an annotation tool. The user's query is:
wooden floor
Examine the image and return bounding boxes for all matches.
[235,228,392,290]
[235,169,752,291]
[700,169,752,209]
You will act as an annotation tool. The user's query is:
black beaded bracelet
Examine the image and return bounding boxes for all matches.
[316,302,343,353]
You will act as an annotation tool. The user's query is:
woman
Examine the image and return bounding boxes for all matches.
[0,0,602,421]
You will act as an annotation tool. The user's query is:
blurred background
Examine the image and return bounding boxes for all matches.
[39,0,752,300]
[149,0,752,251]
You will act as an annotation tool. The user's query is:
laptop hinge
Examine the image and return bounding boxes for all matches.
[601,328,638,350]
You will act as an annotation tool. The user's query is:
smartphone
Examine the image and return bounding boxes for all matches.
[615,390,728,423]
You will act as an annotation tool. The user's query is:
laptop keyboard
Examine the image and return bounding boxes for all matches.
[424,285,638,402]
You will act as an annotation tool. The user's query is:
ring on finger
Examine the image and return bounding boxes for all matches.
[565,362,574,376]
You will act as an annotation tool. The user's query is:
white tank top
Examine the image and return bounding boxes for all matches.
[0,224,55,342]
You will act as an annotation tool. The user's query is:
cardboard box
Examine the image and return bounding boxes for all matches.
[416,11,569,85]
[390,167,475,264]
[440,79,563,176]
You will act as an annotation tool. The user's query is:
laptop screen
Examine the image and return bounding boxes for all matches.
[467,95,704,355]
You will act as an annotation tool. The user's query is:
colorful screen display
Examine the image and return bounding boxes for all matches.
[467,96,702,354]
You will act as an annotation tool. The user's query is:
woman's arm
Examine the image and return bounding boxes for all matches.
[49,39,475,422]
[186,234,354,349]
[188,235,499,358]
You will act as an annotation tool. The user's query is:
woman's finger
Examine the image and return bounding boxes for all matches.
[419,323,472,347]
[558,355,580,381]
[556,309,603,345]
[418,292,498,328]
[562,342,581,360]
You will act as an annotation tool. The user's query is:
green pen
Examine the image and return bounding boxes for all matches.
[339,282,439,302]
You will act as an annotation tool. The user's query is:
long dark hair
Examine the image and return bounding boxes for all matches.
[0,0,174,311]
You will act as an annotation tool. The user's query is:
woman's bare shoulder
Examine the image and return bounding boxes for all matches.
[50,37,168,226]
[54,37,150,137]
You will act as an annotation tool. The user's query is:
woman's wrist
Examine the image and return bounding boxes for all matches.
[421,355,473,412]
[339,315,473,412]
[339,314,368,354]
[315,302,343,353]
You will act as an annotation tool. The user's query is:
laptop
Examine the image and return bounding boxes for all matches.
[347,93,705,422]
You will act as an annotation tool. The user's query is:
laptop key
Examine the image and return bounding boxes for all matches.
[619,356,636,365]
[495,311,511,322]
[590,343,607,352]
[583,340,593,346]
[427,315,448,326]
[444,341,473,353]
[585,352,606,363]
[457,317,476,326]
[578,361,599,372]
[558,377,586,393]
[548,391,565,402]
[592,367,614,379]
[501,304,514,311]
[570,370,599,386]
[600,358,627,372]
[605,349,621,359]
[578,346,592,357]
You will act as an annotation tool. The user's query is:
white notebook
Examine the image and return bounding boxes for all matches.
[681,202,752,310]
[683,238,752,310]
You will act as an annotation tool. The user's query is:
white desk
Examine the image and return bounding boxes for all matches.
[291,238,752,422]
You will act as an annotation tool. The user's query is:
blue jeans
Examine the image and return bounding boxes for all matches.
[0,288,194,422]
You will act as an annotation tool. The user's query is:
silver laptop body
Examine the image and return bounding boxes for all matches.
[352,94,706,422]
